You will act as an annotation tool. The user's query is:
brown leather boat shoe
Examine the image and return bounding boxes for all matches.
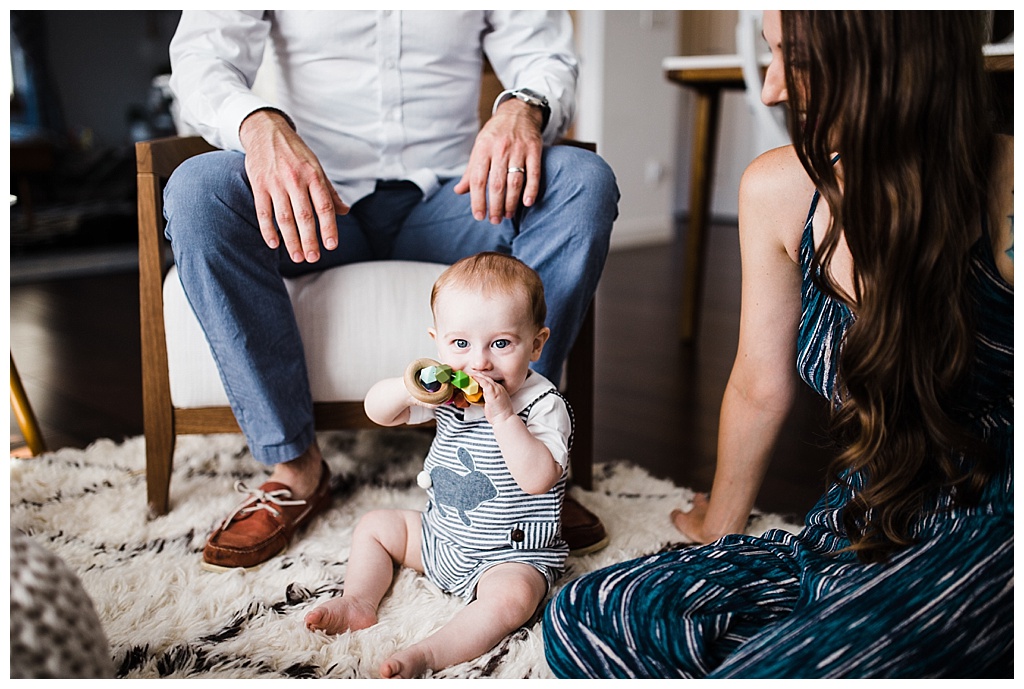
[202,461,332,572]
[562,492,609,556]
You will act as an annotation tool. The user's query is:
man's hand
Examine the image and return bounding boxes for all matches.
[454,99,544,224]
[238,109,349,263]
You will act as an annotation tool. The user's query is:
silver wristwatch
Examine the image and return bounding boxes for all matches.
[493,88,551,131]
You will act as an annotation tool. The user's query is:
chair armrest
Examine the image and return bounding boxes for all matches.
[136,135,217,178]
[555,138,596,154]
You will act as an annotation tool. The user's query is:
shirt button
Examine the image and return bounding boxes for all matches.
[511,528,525,543]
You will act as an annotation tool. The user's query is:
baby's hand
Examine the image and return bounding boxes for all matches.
[474,374,514,424]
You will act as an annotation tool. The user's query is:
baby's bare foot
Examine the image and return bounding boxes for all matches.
[304,597,378,634]
[380,646,431,679]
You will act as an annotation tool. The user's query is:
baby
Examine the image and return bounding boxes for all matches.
[304,252,573,678]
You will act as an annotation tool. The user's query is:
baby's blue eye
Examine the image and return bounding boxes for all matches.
[493,339,510,349]
[454,339,469,349]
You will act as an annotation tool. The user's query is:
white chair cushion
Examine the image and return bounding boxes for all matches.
[163,260,449,408]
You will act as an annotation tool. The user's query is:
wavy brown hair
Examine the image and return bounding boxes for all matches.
[781,11,996,562]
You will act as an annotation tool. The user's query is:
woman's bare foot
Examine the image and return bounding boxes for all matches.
[304,597,378,634]
[671,492,711,543]
[380,646,432,679]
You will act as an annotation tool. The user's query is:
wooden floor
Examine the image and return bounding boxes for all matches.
[9,222,832,519]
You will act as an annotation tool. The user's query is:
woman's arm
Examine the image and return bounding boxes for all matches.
[989,134,1014,287]
[673,146,815,543]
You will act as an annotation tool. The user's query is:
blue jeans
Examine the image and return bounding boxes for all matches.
[163,145,618,464]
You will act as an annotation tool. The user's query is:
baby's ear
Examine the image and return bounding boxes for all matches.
[530,326,551,361]
[427,327,436,342]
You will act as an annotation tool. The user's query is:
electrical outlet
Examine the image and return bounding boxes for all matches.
[645,159,666,185]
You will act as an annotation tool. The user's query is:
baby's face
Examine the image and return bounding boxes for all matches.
[429,286,548,397]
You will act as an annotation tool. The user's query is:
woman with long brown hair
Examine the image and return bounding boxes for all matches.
[543,10,1012,677]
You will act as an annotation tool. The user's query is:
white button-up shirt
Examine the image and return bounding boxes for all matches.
[169,10,578,204]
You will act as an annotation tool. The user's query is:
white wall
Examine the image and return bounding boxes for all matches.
[699,90,779,219]
[576,10,783,241]
[575,10,680,249]
[678,11,786,220]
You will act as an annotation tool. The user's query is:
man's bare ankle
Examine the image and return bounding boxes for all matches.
[270,444,324,499]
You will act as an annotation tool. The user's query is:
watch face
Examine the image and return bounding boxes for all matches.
[516,88,548,107]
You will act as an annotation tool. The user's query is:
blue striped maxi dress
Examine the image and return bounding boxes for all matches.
[542,192,1013,678]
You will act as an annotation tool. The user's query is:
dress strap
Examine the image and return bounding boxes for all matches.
[802,155,840,242]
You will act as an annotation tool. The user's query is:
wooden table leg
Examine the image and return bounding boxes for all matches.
[10,354,47,457]
[679,86,723,344]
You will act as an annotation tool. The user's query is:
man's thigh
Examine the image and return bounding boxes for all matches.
[390,180,515,264]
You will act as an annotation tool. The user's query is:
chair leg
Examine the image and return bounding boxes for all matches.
[10,354,47,457]
[679,87,722,344]
[145,416,175,519]
[565,301,595,491]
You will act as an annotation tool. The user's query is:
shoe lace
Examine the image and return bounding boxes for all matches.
[219,481,307,528]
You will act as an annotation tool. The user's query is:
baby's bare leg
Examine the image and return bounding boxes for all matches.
[379,562,547,679]
[305,509,423,634]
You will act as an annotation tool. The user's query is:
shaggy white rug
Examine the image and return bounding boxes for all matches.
[8,430,803,679]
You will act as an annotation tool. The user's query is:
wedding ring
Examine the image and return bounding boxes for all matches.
[507,166,526,174]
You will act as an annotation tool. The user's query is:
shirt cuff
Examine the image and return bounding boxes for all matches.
[491,89,552,136]
[218,92,290,151]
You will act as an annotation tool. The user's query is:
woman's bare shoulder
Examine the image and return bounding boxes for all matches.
[739,145,818,252]
[740,146,815,211]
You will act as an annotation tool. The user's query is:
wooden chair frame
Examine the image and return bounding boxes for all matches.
[137,136,596,517]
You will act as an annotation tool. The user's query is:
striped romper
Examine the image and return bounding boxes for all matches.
[414,371,572,601]
[542,192,1013,678]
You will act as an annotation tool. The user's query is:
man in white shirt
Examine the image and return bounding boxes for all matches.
[164,11,618,571]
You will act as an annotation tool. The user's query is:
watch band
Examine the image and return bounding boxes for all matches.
[492,88,551,131]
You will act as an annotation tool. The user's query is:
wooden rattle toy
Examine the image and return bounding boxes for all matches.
[404,358,484,408]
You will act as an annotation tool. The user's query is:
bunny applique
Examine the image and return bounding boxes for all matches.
[418,447,497,526]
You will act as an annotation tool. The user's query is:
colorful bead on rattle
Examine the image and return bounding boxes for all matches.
[404,358,485,407]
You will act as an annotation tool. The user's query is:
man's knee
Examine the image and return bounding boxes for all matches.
[164,150,248,229]
[163,150,255,251]
[544,145,620,211]
[165,149,246,202]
